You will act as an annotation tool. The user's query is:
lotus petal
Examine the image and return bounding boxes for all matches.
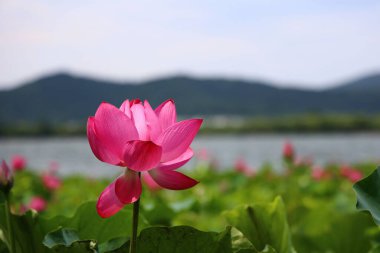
[157,119,202,162]
[123,140,162,171]
[149,169,198,190]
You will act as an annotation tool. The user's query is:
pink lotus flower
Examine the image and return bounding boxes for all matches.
[0,160,13,193]
[340,165,363,183]
[87,99,203,218]
[282,141,295,162]
[42,170,61,190]
[311,166,330,181]
[29,196,47,212]
[12,155,26,171]
[347,170,363,183]
[234,158,255,177]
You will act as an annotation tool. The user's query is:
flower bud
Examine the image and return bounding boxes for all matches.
[282,141,295,162]
[29,196,47,212]
[12,155,26,171]
[0,160,13,193]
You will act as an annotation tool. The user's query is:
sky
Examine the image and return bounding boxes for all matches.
[1,0,380,90]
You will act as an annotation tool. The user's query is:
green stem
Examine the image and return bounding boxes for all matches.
[129,172,141,253]
[4,194,15,253]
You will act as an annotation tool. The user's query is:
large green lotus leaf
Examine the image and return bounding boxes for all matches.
[0,192,50,253]
[224,196,295,253]
[135,226,232,253]
[97,237,129,253]
[86,226,233,253]
[354,166,380,225]
[41,201,149,244]
[316,212,376,253]
[43,228,82,248]
[293,206,377,253]
[43,227,129,253]
[43,228,97,252]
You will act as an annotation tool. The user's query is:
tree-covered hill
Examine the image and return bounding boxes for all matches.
[0,72,379,123]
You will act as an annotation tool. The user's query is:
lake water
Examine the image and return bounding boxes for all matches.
[1,134,380,177]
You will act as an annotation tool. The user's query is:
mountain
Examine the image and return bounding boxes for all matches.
[329,73,380,94]
[0,72,380,123]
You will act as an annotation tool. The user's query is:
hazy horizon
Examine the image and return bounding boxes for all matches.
[1,69,379,92]
[1,1,380,89]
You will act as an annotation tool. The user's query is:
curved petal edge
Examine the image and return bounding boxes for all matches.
[115,170,142,204]
[149,169,198,190]
[87,117,120,165]
[158,148,194,170]
[157,119,203,162]
[97,180,125,218]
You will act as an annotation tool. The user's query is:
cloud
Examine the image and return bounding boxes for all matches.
[0,0,379,88]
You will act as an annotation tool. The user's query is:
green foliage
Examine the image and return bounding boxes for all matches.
[293,209,378,253]
[225,197,294,253]
[43,225,233,253]
[41,201,149,244]
[135,226,232,253]
[1,160,379,252]
[0,192,50,253]
[0,198,149,253]
[354,167,380,225]
[43,228,97,252]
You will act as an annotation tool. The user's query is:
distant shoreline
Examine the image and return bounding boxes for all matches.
[2,114,380,137]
